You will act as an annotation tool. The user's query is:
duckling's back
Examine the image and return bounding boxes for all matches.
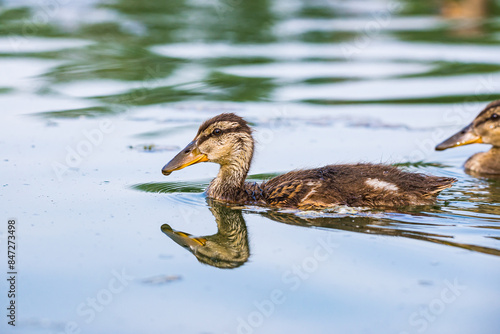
[257,163,456,209]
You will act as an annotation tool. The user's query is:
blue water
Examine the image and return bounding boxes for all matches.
[1,0,499,333]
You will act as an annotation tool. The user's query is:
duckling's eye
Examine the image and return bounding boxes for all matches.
[491,113,499,120]
[212,128,222,136]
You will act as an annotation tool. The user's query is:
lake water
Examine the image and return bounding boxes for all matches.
[1,0,500,333]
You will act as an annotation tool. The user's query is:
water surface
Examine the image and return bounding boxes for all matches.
[1,0,500,333]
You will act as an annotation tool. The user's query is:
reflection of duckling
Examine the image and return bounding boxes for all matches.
[258,210,500,257]
[441,0,487,20]
[162,199,500,269]
[440,0,487,37]
[436,100,500,175]
[161,201,249,269]
[162,113,455,208]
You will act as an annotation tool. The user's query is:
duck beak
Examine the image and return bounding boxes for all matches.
[162,141,208,176]
[435,123,483,151]
[161,224,207,248]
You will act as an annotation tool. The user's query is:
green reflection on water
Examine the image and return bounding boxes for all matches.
[101,0,277,44]
[204,71,275,102]
[399,62,500,78]
[35,106,118,118]
[132,181,207,194]
[131,172,281,194]
[2,0,500,115]
[0,6,63,37]
[94,82,202,105]
[304,94,500,105]
[43,45,184,82]
[0,87,13,94]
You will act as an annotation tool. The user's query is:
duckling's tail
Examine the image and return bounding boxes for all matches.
[425,177,457,197]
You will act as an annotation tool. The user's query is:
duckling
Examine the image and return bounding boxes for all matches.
[436,100,500,175]
[162,113,456,209]
[161,200,249,269]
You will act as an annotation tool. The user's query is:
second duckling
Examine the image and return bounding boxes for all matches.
[436,100,500,175]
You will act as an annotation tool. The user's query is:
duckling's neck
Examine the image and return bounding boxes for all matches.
[206,150,253,201]
[200,202,249,268]
[211,204,248,252]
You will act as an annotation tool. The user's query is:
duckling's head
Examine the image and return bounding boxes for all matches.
[162,113,254,176]
[436,100,500,151]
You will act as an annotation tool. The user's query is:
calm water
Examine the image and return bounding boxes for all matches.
[1,0,500,333]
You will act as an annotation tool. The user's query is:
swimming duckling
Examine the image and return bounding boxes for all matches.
[162,113,456,209]
[436,100,500,175]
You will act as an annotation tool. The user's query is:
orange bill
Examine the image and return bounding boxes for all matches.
[162,141,208,176]
[435,123,483,151]
[161,224,207,248]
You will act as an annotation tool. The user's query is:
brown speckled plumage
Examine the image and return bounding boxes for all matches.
[163,113,456,208]
[242,164,455,208]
